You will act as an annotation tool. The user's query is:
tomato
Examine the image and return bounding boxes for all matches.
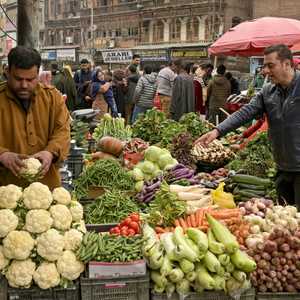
[129,221,139,233]
[130,213,140,222]
[127,228,136,236]
[109,228,115,234]
[120,217,132,227]
[120,227,129,236]
[110,226,120,235]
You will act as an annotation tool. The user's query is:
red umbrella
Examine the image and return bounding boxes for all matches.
[209,17,300,56]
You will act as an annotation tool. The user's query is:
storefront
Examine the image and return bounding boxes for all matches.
[170,47,209,63]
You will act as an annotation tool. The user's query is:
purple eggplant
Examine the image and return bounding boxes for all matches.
[143,193,155,203]
[171,164,186,171]
[145,180,161,192]
[171,168,191,178]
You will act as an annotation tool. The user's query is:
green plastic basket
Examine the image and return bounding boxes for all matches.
[256,293,300,300]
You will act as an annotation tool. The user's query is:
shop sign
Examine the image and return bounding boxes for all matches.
[135,49,168,61]
[56,48,76,61]
[101,50,133,63]
[41,50,57,61]
[171,48,208,58]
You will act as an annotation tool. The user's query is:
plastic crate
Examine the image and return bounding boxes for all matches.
[80,272,150,300]
[7,281,79,300]
[0,275,7,300]
[256,293,300,300]
[151,288,255,300]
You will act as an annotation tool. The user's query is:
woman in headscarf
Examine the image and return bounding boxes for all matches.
[62,65,79,112]
[193,64,208,117]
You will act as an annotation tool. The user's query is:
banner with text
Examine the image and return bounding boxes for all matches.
[101,50,133,63]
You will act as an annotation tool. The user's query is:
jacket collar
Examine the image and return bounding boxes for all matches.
[5,82,40,104]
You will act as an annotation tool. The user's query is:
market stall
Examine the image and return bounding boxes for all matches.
[0,109,299,300]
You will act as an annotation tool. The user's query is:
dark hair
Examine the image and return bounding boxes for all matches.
[105,70,113,77]
[51,63,59,70]
[113,69,125,81]
[8,46,41,70]
[217,64,226,75]
[80,58,89,64]
[184,62,194,74]
[192,65,199,74]
[264,44,293,64]
[128,64,137,73]
[225,72,233,80]
[132,54,140,60]
[173,59,183,69]
[143,65,152,74]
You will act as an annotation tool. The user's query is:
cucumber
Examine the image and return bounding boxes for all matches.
[240,189,266,196]
[238,190,263,198]
[237,183,266,191]
[231,174,271,186]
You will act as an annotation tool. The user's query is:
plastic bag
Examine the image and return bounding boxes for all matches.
[211,182,236,208]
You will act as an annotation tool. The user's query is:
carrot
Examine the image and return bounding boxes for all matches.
[155,227,166,234]
[210,210,241,219]
[197,209,205,226]
[186,216,192,227]
[198,226,208,232]
[190,213,197,227]
[179,217,187,229]
[174,219,180,227]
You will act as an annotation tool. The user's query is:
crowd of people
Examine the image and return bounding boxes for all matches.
[2,53,243,126]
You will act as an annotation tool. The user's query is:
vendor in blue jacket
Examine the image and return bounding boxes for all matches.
[195,44,300,209]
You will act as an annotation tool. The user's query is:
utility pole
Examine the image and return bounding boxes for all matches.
[17,0,39,48]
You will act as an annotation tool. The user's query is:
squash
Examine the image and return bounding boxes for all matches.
[97,136,124,156]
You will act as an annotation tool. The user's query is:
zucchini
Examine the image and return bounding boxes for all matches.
[237,183,266,191]
[231,174,271,186]
[240,189,266,196]
[238,190,264,198]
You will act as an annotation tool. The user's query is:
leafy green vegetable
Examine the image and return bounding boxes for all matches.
[179,112,210,138]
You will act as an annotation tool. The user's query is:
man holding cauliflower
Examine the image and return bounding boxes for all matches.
[0,46,70,189]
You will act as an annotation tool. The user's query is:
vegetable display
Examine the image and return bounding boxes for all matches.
[123,138,149,169]
[84,190,140,224]
[164,164,199,185]
[77,232,143,263]
[0,183,85,289]
[74,159,134,199]
[71,119,89,149]
[93,114,132,141]
[97,136,124,157]
[135,175,163,203]
[143,214,256,296]
[109,212,141,236]
[178,113,210,138]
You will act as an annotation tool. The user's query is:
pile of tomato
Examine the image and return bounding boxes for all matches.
[109,212,141,236]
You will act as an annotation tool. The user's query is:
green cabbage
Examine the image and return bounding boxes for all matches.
[144,146,164,162]
[158,154,174,169]
[132,168,144,181]
[135,181,144,192]
[140,161,156,175]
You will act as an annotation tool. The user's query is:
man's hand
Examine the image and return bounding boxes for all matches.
[0,152,28,176]
[194,129,220,147]
[85,95,92,102]
[33,151,53,176]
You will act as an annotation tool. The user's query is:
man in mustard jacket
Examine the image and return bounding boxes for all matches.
[0,46,70,189]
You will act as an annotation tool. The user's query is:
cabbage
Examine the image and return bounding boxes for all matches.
[140,161,156,174]
[153,164,163,176]
[158,154,174,169]
[144,146,164,162]
[132,168,144,181]
[135,181,144,192]
[144,174,153,182]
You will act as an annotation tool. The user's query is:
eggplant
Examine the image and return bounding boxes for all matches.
[171,168,191,178]
[144,193,155,203]
[171,164,186,171]
[145,180,161,192]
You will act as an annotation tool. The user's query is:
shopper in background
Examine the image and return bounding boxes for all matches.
[127,54,141,74]
[61,65,78,112]
[0,46,70,189]
[73,58,93,109]
[124,64,140,124]
[112,69,127,118]
[157,60,176,117]
[170,59,195,121]
[207,64,231,124]
[131,65,157,123]
[193,64,208,116]
[225,72,240,95]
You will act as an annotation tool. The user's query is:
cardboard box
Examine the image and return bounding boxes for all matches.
[88,259,146,279]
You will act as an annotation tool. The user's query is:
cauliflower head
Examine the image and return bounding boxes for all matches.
[56,250,84,281]
[0,209,18,238]
[33,262,60,289]
[49,204,72,231]
[0,246,9,270]
[0,184,22,209]
[37,229,64,261]
[52,187,71,205]
[20,158,42,176]
[69,201,83,222]
[72,220,87,234]
[23,182,53,210]
[64,229,83,251]
[6,259,36,288]
[25,209,53,233]
[3,230,35,260]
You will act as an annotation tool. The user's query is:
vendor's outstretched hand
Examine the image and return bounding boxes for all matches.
[194,129,220,147]
[33,151,53,176]
[0,152,28,177]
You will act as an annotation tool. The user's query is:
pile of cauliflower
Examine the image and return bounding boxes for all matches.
[0,182,86,290]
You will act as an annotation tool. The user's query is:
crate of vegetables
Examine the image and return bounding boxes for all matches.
[81,272,150,300]
[151,288,255,300]
[256,293,300,300]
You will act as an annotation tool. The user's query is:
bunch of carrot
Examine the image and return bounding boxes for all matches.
[155,207,250,245]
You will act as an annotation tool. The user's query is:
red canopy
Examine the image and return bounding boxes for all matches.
[209,17,300,56]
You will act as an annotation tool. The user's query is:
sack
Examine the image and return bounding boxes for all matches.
[153,92,161,110]
[211,182,236,209]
